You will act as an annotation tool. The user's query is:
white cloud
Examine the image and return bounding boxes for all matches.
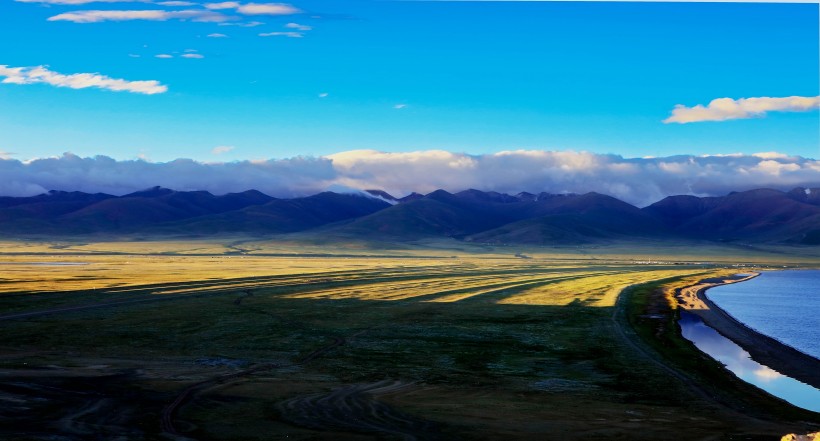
[182,53,204,58]
[259,31,302,37]
[218,20,263,27]
[155,54,173,58]
[318,92,328,98]
[0,64,167,94]
[664,96,820,124]
[285,22,311,31]
[753,152,794,160]
[325,150,820,206]
[17,0,149,4]
[156,1,196,5]
[207,32,228,37]
[16,0,194,4]
[3,150,818,206]
[128,53,141,58]
[0,153,336,198]
[205,1,240,9]
[48,9,233,23]
[212,145,235,155]
[237,2,301,15]
[753,367,783,381]
[393,104,407,109]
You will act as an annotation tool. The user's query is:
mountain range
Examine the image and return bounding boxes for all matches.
[1,186,818,245]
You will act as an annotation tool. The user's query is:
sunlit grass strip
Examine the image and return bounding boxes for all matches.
[0,256,459,294]
[280,270,588,301]
[498,269,706,307]
[422,272,614,303]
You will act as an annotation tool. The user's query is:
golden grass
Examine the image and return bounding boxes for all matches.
[0,254,709,311]
[498,269,708,307]
[1,236,815,307]
[0,255,448,294]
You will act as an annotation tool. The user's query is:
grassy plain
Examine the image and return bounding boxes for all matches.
[0,238,818,440]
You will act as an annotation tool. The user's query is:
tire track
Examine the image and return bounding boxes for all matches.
[277,380,440,441]
[160,335,347,436]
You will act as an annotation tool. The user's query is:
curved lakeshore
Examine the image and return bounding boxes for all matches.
[676,272,820,392]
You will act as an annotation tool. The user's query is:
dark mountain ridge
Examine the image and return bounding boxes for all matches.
[0,186,817,245]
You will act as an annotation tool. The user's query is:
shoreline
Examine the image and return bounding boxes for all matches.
[676,271,820,391]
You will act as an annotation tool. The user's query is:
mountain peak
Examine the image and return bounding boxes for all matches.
[124,186,175,198]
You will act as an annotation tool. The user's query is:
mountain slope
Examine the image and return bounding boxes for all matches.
[0,187,816,244]
[467,192,668,244]
[152,192,391,234]
[644,188,820,243]
[56,188,276,232]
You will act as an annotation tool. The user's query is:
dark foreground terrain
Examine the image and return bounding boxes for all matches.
[0,244,817,440]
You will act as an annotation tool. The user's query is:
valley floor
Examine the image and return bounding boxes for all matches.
[0,238,817,440]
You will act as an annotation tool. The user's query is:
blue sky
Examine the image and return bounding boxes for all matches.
[0,0,818,163]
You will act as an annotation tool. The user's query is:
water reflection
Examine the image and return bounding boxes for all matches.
[679,311,820,413]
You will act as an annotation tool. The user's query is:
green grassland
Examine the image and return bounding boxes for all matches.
[0,238,818,440]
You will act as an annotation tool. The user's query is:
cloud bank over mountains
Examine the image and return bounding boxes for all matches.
[1,150,818,207]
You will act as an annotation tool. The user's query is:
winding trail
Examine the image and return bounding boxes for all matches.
[610,283,718,404]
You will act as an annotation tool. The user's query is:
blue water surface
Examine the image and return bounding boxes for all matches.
[706,270,820,359]
[679,311,820,413]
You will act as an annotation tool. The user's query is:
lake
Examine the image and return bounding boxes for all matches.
[707,270,820,360]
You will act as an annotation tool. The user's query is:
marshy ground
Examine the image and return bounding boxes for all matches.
[0,238,817,440]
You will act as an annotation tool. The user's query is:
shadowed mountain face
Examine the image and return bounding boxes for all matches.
[643,188,820,245]
[158,192,393,235]
[330,189,668,243]
[0,187,817,244]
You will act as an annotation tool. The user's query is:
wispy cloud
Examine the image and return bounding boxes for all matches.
[259,21,311,37]
[48,9,233,23]
[204,1,240,9]
[0,64,167,94]
[664,96,820,124]
[155,53,173,58]
[207,32,228,37]
[2,151,818,206]
[17,0,150,4]
[393,103,407,109]
[182,53,204,58]
[318,92,328,98]
[218,20,263,27]
[236,3,301,15]
[156,1,197,5]
[285,22,311,31]
[259,31,302,37]
[211,145,235,155]
[17,0,198,4]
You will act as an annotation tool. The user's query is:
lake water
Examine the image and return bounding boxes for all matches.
[707,270,820,360]
[679,311,820,412]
